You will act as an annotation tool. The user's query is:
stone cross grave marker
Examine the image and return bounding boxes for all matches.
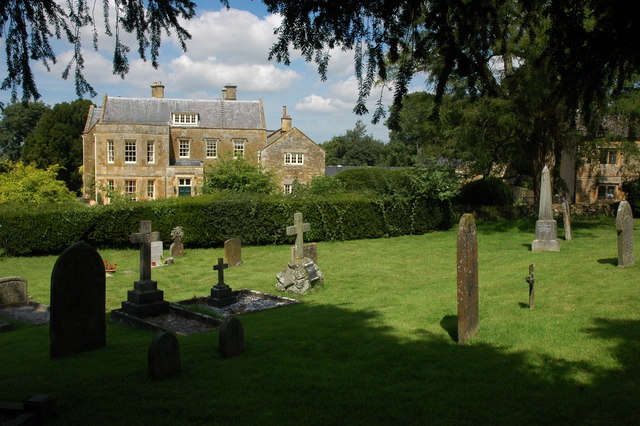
[219,317,245,358]
[130,220,160,282]
[532,165,560,252]
[0,276,28,308]
[616,201,634,267]
[286,212,311,264]
[50,241,106,359]
[214,257,228,286]
[525,264,535,309]
[148,332,181,381]
[208,257,234,307]
[224,238,242,266]
[169,226,184,258]
[150,241,163,266]
[457,214,478,344]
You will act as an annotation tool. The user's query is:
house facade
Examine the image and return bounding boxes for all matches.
[83,83,325,202]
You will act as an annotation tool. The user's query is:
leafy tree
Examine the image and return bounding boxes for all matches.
[0,102,49,161]
[0,161,76,204]
[322,121,389,166]
[21,99,92,193]
[202,158,276,194]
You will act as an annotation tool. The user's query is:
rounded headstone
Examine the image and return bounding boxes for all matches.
[148,332,181,381]
[218,317,244,358]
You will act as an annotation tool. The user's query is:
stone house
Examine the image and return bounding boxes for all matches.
[82,83,325,202]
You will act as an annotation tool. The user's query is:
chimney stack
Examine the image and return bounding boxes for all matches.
[281,106,292,132]
[222,85,237,100]
[151,81,165,98]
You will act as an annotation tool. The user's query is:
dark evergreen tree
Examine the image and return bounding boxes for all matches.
[322,121,388,166]
[0,102,49,161]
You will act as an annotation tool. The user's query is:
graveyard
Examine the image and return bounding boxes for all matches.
[0,214,638,424]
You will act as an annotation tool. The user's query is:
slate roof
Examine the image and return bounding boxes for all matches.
[87,106,102,130]
[100,97,265,129]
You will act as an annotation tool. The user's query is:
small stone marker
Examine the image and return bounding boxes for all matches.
[169,226,184,258]
[207,257,235,307]
[0,276,28,308]
[616,201,634,267]
[219,317,244,358]
[150,241,163,266]
[119,220,169,318]
[457,214,478,344]
[148,332,181,381]
[50,241,106,359]
[532,166,560,252]
[224,238,242,266]
[561,197,572,241]
[286,212,311,264]
[525,264,535,309]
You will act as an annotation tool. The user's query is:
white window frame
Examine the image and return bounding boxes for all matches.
[283,184,293,194]
[107,179,114,191]
[147,180,155,199]
[125,180,137,201]
[179,139,190,158]
[172,113,199,126]
[147,141,155,163]
[124,140,137,164]
[206,139,218,158]
[597,185,616,200]
[233,140,245,159]
[284,152,304,165]
[107,140,114,163]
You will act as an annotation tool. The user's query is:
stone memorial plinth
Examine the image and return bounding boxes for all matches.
[0,276,29,308]
[276,212,323,294]
[532,166,560,252]
[616,201,634,267]
[207,258,236,307]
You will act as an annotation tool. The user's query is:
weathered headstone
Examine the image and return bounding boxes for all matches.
[457,214,478,344]
[532,166,560,252]
[119,220,170,318]
[224,238,242,266]
[148,332,181,380]
[150,241,163,266]
[525,264,535,309]
[291,243,318,264]
[207,257,235,307]
[616,201,634,267]
[169,226,184,258]
[50,242,106,359]
[0,276,28,308]
[219,317,244,358]
[276,212,323,294]
[561,197,573,241]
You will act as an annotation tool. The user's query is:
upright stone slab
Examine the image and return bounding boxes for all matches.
[290,243,318,264]
[219,317,244,358]
[120,220,170,318]
[50,242,106,359]
[532,166,560,252]
[148,332,181,381]
[169,226,184,258]
[150,241,163,266]
[457,214,478,344]
[616,201,634,267]
[224,238,242,266]
[0,277,28,308]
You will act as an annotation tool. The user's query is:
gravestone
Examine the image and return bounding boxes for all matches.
[291,243,318,264]
[0,276,28,308]
[224,238,242,266]
[525,264,535,309]
[276,212,323,294]
[219,317,244,358]
[120,220,170,318]
[457,214,478,344]
[50,242,106,359]
[148,332,181,381]
[616,201,634,267]
[150,241,163,266]
[561,197,573,241]
[169,226,184,258]
[532,166,560,252]
[207,257,235,307]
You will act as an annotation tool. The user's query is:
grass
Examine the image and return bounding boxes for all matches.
[1,216,639,424]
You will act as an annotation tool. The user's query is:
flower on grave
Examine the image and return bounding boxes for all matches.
[104,260,117,271]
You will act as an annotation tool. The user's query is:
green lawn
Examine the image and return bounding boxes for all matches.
[1,216,639,424]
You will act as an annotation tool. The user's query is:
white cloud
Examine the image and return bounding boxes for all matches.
[295,94,351,114]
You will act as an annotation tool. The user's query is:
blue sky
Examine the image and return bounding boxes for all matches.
[0,1,431,143]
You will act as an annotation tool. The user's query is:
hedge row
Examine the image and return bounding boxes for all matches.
[0,193,454,256]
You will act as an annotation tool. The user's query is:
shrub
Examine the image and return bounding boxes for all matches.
[621,178,640,215]
[0,162,77,204]
[458,177,514,206]
[201,158,277,194]
[334,168,405,196]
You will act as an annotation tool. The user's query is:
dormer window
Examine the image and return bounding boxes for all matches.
[172,112,199,126]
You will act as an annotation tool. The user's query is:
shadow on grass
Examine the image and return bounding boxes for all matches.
[1,305,639,424]
[518,302,531,309]
[439,314,457,342]
[597,258,618,266]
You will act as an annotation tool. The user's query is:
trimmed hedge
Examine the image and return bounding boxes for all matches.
[0,193,453,256]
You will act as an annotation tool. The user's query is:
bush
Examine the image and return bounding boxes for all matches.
[334,168,406,196]
[201,158,277,194]
[0,162,78,204]
[458,177,514,207]
[621,178,640,215]
[0,193,454,256]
